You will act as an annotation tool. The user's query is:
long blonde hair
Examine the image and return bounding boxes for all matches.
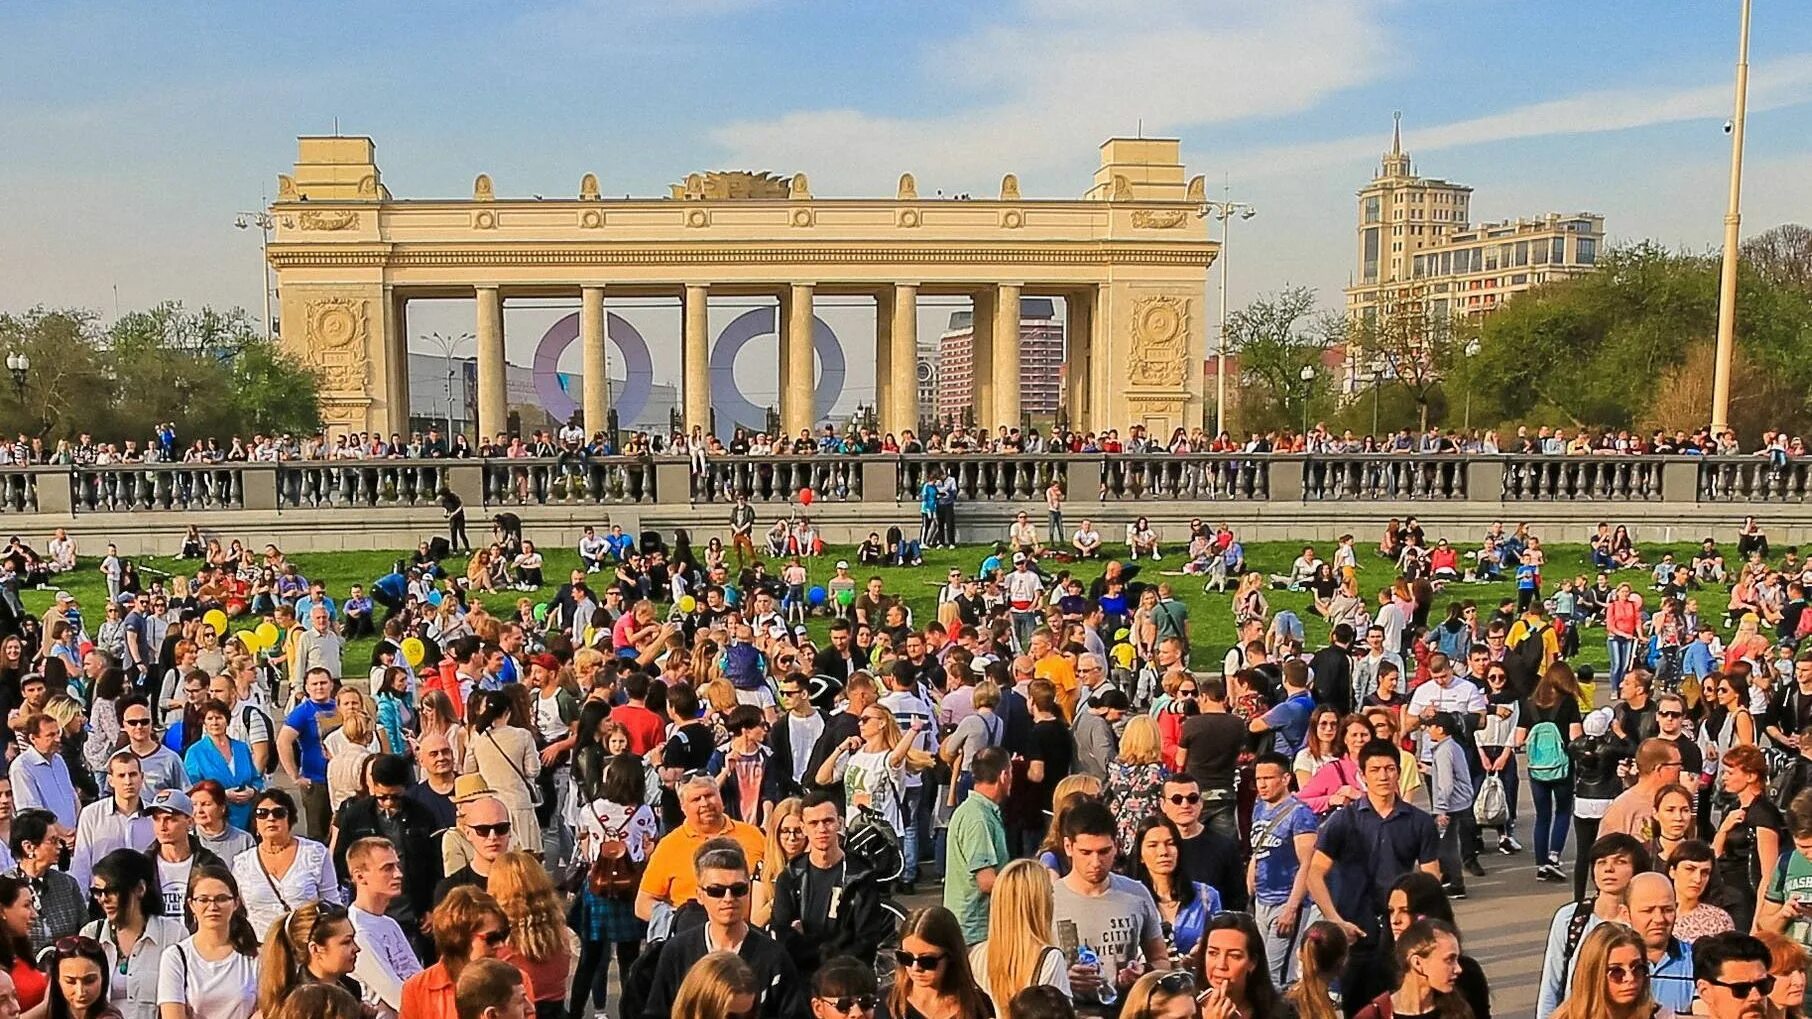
[1549,922,1653,1019]
[1118,715,1162,766]
[762,798,804,881]
[1037,775,1104,860]
[486,851,567,963]
[986,860,1059,1001]
[673,950,757,1019]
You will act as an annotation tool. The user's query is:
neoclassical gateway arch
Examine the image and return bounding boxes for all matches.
[267,136,1218,439]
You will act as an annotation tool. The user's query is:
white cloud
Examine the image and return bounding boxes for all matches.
[708,0,1389,195]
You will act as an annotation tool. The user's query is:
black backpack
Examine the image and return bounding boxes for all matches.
[1504,624,1548,698]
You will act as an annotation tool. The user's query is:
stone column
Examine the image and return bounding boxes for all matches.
[475,285,507,440]
[971,288,997,430]
[1065,287,1095,432]
[580,286,608,436]
[683,284,711,437]
[782,282,816,437]
[890,282,920,437]
[993,283,1022,431]
[875,289,894,431]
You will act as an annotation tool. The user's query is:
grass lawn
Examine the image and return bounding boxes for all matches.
[31,537,1733,674]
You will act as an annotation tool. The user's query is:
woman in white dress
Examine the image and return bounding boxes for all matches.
[462,689,543,855]
[156,864,260,1019]
[230,788,342,941]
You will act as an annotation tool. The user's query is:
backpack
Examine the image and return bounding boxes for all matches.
[1559,899,1597,980]
[586,807,644,900]
[242,705,277,775]
[1504,624,1548,697]
[722,641,764,691]
[1526,718,1570,782]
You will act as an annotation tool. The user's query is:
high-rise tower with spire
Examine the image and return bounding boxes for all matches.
[1352,113,1473,293]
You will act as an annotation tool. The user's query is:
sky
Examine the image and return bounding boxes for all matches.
[4,1,1810,417]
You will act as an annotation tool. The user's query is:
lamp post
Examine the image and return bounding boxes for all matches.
[1710,0,1752,437]
[1298,364,1316,436]
[1201,197,1257,436]
[423,332,474,439]
[5,353,28,398]
[1370,356,1387,438]
[1461,338,1481,432]
[233,209,275,340]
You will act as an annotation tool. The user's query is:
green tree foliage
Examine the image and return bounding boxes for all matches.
[1340,299,1478,433]
[1468,238,1812,435]
[1228,286,1340,434]
[0,302,321,442]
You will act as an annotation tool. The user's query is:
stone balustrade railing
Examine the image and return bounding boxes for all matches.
[0,454,1805,517]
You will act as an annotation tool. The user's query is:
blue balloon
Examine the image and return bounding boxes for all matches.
[808,585,827,606]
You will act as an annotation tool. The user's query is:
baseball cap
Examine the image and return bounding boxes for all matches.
[146,789,194,816]
[530,653,562,672]
[835,560,850,570]
[1012,552,1028,564]
[54,591,73,604]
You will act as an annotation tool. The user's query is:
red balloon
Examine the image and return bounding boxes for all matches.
[799,487,815,506]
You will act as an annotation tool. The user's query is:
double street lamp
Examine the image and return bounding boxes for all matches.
[1201,198,1257,437]
[1297,364,1316,436]
[234,209,276,340]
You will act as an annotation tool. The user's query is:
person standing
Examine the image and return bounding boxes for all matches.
[945,747,1011,946]
[1426,713,1482,895]
[729,494,756,568]
[1175,677,1245,841]
[1691,932,1780,1019]
[9,714,78,831]
[69,751,152,892]
[1247,752,1319,987]
[639,839,804,1019]
[7,809,84,952]
[343,837,421,1016]
[1049,800,1169,1005]
[1534,833,1650,1019]
[143,789,224,918]
[276,668,341,841]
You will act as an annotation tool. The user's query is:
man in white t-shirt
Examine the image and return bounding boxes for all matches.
[577,526,608,573]
[1072,520,1103,559]
[1405,653,1487,765]
[45,529,76,574]
[1375,588,1409,656]
[1003,553,1045,653]
[347,837,423,1012]
[145,789,220,917]
[529,654,578,861]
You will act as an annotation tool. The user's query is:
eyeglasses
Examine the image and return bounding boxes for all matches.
[816,995,880,1015]
[1606,961,1650,983]
[374,792,406,803]
[701,882,750,899]
[894,950,946,971]
[52,935,103,958]
[1706,975,1774,998]
[253,807,291,821]
[189,893,235,908]
[468,822,513,838]
[1657,710,1683,718]
[1166,793,1201,805]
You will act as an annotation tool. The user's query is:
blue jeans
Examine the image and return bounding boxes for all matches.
[1608,636,1636,688]
[1530,777,1574,865]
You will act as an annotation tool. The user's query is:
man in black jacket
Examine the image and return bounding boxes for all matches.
[332,754,444,930]
[639,838,803,1019]
[1310,624,1357,714]
[772,792,900,978]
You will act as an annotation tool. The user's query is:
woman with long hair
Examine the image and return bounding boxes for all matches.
[488,851,576,1019]
[1120,970,1199,1019]
[1292,707,1343,787]
[1297,714,1374,815]
[569,701,613,809]
[815,703,922,838]
[1667,839,1735,940]
[887,906,990,1019]
[1547,922,1656,1019]
[180,700,262,832]
[267,984,363,1019]
[156,866,260,1019]
[44,935,121,1019]
[1713,743,1784,932]
[0,875,44,1010]
[464,689,544,855]
[418,689,466,768]
[1128,815,1221,958]
[1034,775,1103,875]
[967,860,1069,1010]
[371,665,414,757]
[672,951,757,1019]
[1285,921,1349,1019]
[1518,661,1585,883]
[569,755,657,1018]
[1105,715,1168,856]
[1353,919,1471,1019]
[401,887,522,1019]
[1759,930,1809,1019]
[1379,872,1490,1019]
[83,668,129,789]
[752,798,805,929]
[81,849,187,1019]
[231,788,341,940]
[254,901,366,1017]
[1192,912,1286,1019]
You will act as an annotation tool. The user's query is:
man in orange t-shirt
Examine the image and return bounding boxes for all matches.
[635,775,765,921]
[1030,628,1078,720]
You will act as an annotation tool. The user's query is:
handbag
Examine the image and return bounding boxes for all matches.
[1474,774,1510,828]
[487,731,544,807]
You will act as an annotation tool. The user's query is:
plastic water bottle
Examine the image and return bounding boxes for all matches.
[1076,944,1117,1006]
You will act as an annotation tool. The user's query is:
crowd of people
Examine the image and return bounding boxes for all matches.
[0,496,1808,1019]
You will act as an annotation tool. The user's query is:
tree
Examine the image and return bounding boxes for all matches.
[1743,224,1812,292]
[1227,286,1339,434]
[1342,297,1477,432]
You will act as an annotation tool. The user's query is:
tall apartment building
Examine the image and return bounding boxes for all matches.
[1344,114,1604,324]
[935,298,1064,425]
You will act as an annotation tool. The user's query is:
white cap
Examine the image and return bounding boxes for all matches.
[835,560,850,569]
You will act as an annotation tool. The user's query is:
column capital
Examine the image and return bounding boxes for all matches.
[475,283,500,294]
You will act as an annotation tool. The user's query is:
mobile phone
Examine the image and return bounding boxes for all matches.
[1056,919,1080,962]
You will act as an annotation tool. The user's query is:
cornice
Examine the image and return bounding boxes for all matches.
[267,244,1215,269]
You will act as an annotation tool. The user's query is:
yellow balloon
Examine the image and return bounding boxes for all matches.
[677,595,697,613]
[255,621,281,651]
[401,638,426,668]
[204,609,228,635]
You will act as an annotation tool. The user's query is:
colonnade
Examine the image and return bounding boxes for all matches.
[461,281,1061,442]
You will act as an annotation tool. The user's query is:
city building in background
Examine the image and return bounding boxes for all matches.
[406,352,676,437]
[935,298,1065,427]
[1342,115,1605,390]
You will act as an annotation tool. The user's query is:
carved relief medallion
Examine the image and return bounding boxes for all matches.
[1129,296,1189,387]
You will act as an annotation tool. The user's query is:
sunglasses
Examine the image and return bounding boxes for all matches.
[1707,975,1774,998]
[894,950,946,971]
[816,995,879,1015]
[479,928,509,946]
[88,885,119,900]
[1178,688,1198,697]
[123,719,152,728]
[701,882,750,899]
[253,807,291,821]
[1167,793,1201,805]
[469,822,513,838]
[1606,961,1651,983]
[1658,710,1683,718]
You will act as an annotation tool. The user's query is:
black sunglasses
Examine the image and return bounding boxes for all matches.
[701,882,750,899]
[253,807,291,820]
[817,995,880,1014]
[1706,975,1774,998]
[1167,793,1201,805]
[469,822,513,838]
[480,928,509,946]
[895,950,945,970]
